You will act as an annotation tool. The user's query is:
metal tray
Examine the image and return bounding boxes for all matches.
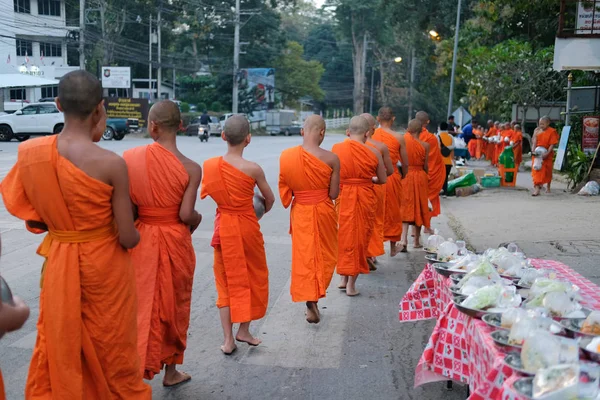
[482,313,506,330]
[560,318,600,339]
[432,262,453,277]
[512,377,534,399]
[453,299,496,320]
[579,337,600,363]
[504,354,534,376]
[450,273,465,285]
[490,329,522,353]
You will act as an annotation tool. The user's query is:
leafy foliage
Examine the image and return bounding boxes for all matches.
[275,42,325,108]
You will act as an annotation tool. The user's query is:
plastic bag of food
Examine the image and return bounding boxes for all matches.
[501,308,529,329]
[460,276,496,296]
[533,364,579,400]
[543,291,582,318]
[518,268,545,287]
[425,229,444,253]
[581,311,600,335]
[578,362,600,400]
[496,285,522,308]
[578,181,600,196]
[521,331,560,372]
[456,259,500,289]
[461,284,503,310]
[437,240,458,262]
[510,318,539,346]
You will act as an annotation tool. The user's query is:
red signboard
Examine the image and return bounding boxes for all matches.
[582,116,600,154]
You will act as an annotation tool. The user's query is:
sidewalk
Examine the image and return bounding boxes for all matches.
[438,160,600,286]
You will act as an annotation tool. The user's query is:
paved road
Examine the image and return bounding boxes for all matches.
[0,135,467,399]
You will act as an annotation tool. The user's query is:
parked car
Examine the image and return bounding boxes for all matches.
[38,97,56,102]
[102,118,130,141]
[284,121,302,136]
[0,102,64,142]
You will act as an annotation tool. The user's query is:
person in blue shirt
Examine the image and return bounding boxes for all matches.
[459,121,475,145]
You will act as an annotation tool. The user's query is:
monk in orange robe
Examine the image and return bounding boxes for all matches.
[532,117,559,196]
[0,236,30,400]
[361,113,394,268]
[512,124,524,167]
[124,101,202,386]
[371,107,408,257]
[493,121,502,166]
[400,119,431,249]
[332,116,387,296]
[416,111,445,227]
[470,121,484,160]
[279,115,339,323]
[0,71,151,399]
[500,123,514,155]
[485,120,497,162]
[201,115,274,355]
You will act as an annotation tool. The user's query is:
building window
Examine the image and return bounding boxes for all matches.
[9,89,26,100]
[37,0,60,16]
[40,42,62,58]
[41,86,58,98]
[16,39,32,57]
[14,0,30,13]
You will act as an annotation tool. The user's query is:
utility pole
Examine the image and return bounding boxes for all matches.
[157,6,162,101]
[79,0,85,69]
[408,48,416,121]
[172,66,176,100]
[369,64,375,115]
[360,32,368,114]
[232,0,240,114]
[447,0,462,119]
[148,16,153,100]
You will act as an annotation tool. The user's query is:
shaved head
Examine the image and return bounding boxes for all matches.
[415,111,429,124]
[377,107,394,122]
[58,70,103,119]
[540,116,551,123]
[488,120,493,127]
[149,100,181,131]
[223,114,250,145]
[407,119,422,134]
[347,116,369,136]
[303,114,325,134]
[360,113,376,129]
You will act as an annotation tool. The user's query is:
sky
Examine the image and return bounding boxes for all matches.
[312,0,327,7]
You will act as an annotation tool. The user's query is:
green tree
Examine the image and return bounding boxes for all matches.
[275,41,325,108]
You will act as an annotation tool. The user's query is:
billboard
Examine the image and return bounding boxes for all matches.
[102,66,131,89]
[104,97,149,127]
[238,68,275,111]
[576,1,600,34]
[582,116,600,155]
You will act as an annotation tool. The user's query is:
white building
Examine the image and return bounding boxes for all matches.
[0,0,78,110]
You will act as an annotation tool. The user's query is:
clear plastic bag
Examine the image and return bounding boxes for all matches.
[437,240,458,262]
[533,364,579,399]
[578,181,600,196]
[425,230,445,252]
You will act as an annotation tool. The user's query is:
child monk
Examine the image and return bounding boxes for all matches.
[123,100,202,386]
[332,116,387,296]
[0,70,151,398]
[512,124,524,167]
[279,115,339,324]
[531,116,559,196]
[400,119,431,250]
[371,107,408,257]
[416,111,445,234]
[201,114,274,355]
[485,120,497,162]
[361,113,394,269]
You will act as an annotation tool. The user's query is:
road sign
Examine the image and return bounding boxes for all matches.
[101,66,131,89]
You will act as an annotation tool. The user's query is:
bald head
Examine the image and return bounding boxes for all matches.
[58,70,103,119]
[487,120,493,127]
[377,107,394,122]
[360,113,376,129]
[416,111,429,124]
[539,116,551,129]
[149,100,181,132]
[303,114,325,134]
[407,119,422,134]
[347,116,369,137]
[223,114,250,145]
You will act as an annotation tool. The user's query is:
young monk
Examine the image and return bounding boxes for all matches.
[333,116,387,296]
[0,235,30,400]
[485,120,497,162]
[201,114,274,355]
[279,115,339,324]
[361,113,394,269]
[416,111,445,235]
[512,124,524,167]
[0,70,151,398]
[531,116,559,196]
[493,121,502,166]
[472,121,484,160]
[123,100,202,386]
[400,119,431,250]
[371,107,408,257]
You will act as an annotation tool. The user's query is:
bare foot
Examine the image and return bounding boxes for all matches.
[390,242,399,257]
[220,338,237,355]
[399,242,408,253]
[346,276,360,296]
[545,186,551,194]
[236,332,262,346]
[306,302,320,324]
[532,186,541,197]
[346,288,360,296]
[367,258,377,271]
[338,276,348,289]
[163,365,192,387]
[424,227,434,235]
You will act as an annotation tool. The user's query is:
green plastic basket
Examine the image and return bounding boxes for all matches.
[481,176,501,188]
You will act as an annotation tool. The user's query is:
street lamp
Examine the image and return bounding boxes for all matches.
[369,57,403,114]
[394,57,403,63]
[428,30,440,40]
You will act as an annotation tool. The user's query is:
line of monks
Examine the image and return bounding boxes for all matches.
[0,70,449,399]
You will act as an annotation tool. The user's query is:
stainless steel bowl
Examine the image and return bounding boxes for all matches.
[553,307,593,322]
[579,337,600,363]
[450,273,466,285]
[425,254,440,263]
[504,354,535,376]
[482,313,506,330]
[453,299,496,319]
[560,318,600,339]
[491,329,522,353]
[432,262,453,277]
[512,377,534,399]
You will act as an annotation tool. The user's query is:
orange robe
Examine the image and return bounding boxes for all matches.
[469,128,483,159]
[0,371,4,400]
[512,131,523,166]
[366,141,385,257]
[124,143,196,380]
[532,127,559,186]
[371,128,402,242]
[499,129,513,156]
[279,146,337,302]
[468,135,478,158]
[485,128,497,162]
[201,157,269,323]
[401,134,431,228]
[332,139,378,276]
[0,136,150,399]
[419,128,446,218]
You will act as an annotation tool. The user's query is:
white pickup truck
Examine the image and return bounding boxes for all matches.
[0,102,64,142]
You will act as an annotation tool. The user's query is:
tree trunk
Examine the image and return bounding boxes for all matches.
[351,14,366,115]
[378,59,386,106]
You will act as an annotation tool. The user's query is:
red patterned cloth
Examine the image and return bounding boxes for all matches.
[401,259,600,399]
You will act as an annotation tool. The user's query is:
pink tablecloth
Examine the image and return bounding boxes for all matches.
[400,259,600,399]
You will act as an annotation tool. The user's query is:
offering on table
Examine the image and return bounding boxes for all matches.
[456,259,500,288]
[525,279,583,317]
[437,239,458,262]
[581,311,600,335]
[501,308,529,329]
[517,268,553,288]
[447,254,479,272]
[532,364,579,400]
[522,333,579,376]
[425,230,444,253]
[542,292,585,319]
[460,284,521,311]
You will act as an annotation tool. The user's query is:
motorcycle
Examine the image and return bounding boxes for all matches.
[198,124,209,142]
